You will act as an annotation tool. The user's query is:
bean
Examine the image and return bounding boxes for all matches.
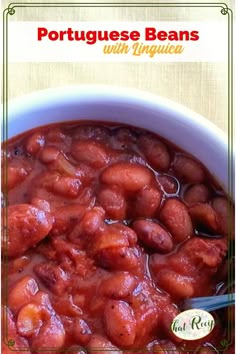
[46,127,66,142]
[157,175,179,195]
[52,176,81,198]
[160,199,193,242]
[212,197,234,235]
[69,207,105,242]
[39,146,60,163]
[72,318,92,345]
[8,276,39,313]
[16,303,43,337]
[92,230,129,255]
[173,154,205,183]
[188,203,220,233]
[138,134,170,171]
[87,334,121,354]
[108,223,137,246]
[157,269,194,299]
[5,204,53,257]
[115,127,137,145]
[101,272,137,299]
[184,184,210,205]
[73,125,110,141]
[132,220,173,253]
[97,186,127,220]
[101,162,152,192]
[8,166,28,190]
[25,132,45,154]
[71,140,109,168]
[97,247,139,272]
[130,185,162,218]
[104,300,136,346]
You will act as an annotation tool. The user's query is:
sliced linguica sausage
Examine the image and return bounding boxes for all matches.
[4,204,53,258]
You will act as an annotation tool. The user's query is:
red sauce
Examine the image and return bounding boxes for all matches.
[2,122,234,353]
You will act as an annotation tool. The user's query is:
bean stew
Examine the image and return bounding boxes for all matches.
[1,122,234,353]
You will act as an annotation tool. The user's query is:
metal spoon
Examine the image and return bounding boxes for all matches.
[182,293,235,312]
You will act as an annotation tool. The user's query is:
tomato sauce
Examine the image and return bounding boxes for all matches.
[2,122,234,353]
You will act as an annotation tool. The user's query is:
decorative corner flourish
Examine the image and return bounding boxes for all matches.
[221,5,229,15]
[220,339,229,349]
[7,5,15,15]
[8,339,15,348]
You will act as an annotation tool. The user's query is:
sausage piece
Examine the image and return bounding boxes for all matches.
[3,204,53,258]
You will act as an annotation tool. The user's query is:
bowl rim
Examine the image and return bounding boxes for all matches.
[2,84,232,194]
[4,84,228,143]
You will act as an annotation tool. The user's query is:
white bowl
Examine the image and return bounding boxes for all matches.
[4,85,229,192]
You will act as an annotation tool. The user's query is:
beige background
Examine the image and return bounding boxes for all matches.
[3,0,233,134]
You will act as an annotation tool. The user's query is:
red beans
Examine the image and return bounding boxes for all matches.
[160,198,193,242]
[25,132,45,154]
[101,272,137,299]
[71,140,109,168]
[138,134,170,171]
[39,146,60,163]
[8,166,28,190]
[184,184,210,205]
[69,206,105,242]
[97,186,127,220]
[3,122,231,352]
[104,300,136,346]
[188,203,220,234]
[5,204,53,257]
[101,162,152,192]
[17,302,44,337]
[212,197,234,235]
[97,247,140,272]
[132,220,173,253]
[157,174,179,195]
[130,185,162,218]
[8,276,39,313]
[173,154,205,183]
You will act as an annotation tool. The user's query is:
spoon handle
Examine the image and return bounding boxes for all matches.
[182,293,235,311]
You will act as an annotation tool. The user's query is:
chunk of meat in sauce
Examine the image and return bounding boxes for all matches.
[3,204,53,258]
